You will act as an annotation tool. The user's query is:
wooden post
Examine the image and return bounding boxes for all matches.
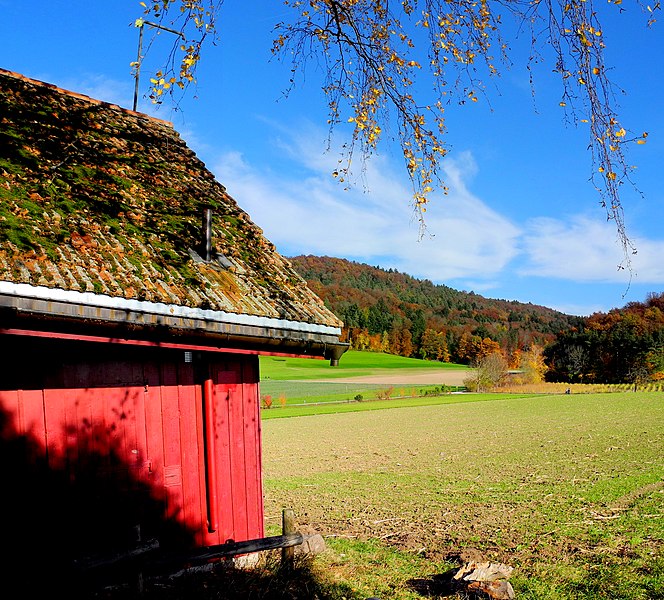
[135,524,144,595]
[281,508,296,567]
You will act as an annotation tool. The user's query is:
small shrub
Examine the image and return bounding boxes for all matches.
[463,376,479,392]
[375,386,394,401]
[354,394,364,402]
[261,394,273,409]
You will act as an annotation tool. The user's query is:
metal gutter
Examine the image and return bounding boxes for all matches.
[0,283,349,365]
[0,281,341,336]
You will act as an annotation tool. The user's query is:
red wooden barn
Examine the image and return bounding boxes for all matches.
[0,68,347,590]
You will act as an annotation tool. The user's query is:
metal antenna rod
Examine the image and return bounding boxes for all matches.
[133,20,185,112]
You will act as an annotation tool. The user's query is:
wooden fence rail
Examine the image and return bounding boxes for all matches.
[76,509,305,583]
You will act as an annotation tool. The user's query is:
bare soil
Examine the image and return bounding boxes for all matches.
[319,369,472,386]
[261,391,664,598]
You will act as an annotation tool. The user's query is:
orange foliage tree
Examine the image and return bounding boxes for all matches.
[546,292,664,383]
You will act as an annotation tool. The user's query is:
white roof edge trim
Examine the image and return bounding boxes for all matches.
[0,281,342,337]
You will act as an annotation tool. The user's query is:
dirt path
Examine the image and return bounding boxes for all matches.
[321,369,472,386]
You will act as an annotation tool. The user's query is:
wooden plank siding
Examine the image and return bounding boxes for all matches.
[0,336,264,562]
[208,355,264,546]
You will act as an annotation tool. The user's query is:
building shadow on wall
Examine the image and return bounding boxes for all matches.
[0,407,195,597]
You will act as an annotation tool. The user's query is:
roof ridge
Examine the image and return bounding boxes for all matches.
[0,67,173,128]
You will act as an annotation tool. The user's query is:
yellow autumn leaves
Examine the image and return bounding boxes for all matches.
[136,0,651,248]
[596,126,648,183]
[138,0,214,104]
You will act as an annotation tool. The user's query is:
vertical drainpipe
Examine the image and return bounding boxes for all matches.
[200,209,215,530]
[203,377,219,532]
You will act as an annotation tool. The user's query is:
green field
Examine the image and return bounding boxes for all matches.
[259,350,468,381]
[261,391,664,599]
[258,380,472,412]
[259,350,470,409]
[259,390,538,418]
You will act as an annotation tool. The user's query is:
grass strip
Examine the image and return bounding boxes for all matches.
[259,381,469,407]
[259,391,540,419]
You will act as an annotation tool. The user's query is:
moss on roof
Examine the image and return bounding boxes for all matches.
[0,69,342,329]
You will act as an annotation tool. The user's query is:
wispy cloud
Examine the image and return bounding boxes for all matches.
[55,74,134,110]
[204,119,663,319]
[212,132,521,283]
[35,72,175,120]
[520,215,664,284]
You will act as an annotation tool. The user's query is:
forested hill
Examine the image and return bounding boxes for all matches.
[288,255,580,363]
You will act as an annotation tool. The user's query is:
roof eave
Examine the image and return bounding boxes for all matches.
[0,290,349,364]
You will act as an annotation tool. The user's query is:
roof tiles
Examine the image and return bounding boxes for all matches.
[0,68,343,335]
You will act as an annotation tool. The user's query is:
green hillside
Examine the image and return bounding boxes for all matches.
[288,254,579,363]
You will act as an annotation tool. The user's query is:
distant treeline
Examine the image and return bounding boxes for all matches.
[289,255,664,384]
[289,255,578,366]
[545,292,664,383]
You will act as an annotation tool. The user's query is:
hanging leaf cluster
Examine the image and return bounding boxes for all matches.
[138,0,222,104]
[139,0,657,259]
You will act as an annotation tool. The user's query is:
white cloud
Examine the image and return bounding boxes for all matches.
[551,301,608,317]
[521,215,664,284]
[206,120,664,319]
[55,74,134,110]
[625,237,664,283]
[455,280,502,293]
[212,140,521,282]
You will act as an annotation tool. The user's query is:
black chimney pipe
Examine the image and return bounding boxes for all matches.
[202,207,212,262]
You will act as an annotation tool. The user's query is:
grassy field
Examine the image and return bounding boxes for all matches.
[259,350,470,409]
[259,390,538,418]
[259,350,468,381]
[261,391,664,599]
[101,353,663,599]
[258,380,471,412]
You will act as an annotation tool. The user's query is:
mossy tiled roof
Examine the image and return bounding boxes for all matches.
[0,68,343,340]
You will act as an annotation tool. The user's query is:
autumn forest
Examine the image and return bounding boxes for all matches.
[289,255,664,385]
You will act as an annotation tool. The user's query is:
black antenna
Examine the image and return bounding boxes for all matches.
[133,19,185,112]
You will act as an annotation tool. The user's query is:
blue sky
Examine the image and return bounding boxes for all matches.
[1,1,662,316]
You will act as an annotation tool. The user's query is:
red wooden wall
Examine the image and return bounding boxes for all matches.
[0,335,264,561]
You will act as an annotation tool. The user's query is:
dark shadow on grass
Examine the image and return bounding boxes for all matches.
[95,553,363,600]
[406,568,458,598]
